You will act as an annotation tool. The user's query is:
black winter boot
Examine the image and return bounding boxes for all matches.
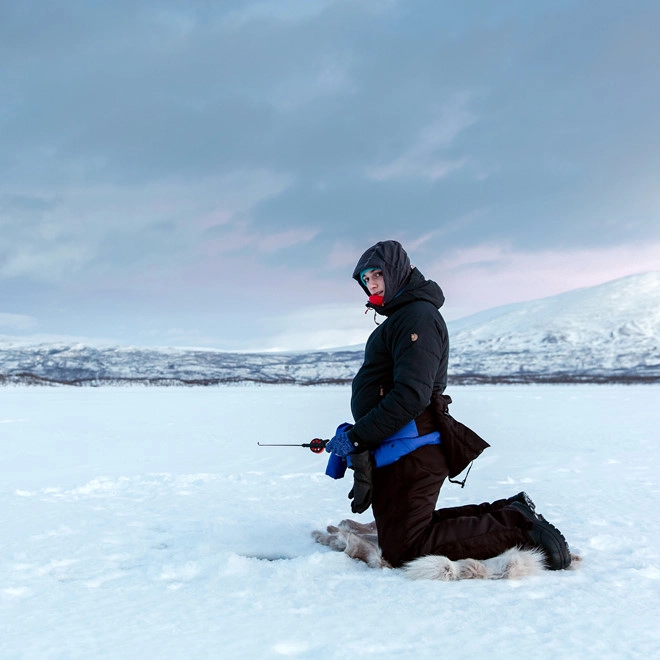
[510,501,571,571]
[506,491,536,512]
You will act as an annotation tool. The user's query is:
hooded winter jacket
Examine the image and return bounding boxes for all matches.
[348,241,449,449]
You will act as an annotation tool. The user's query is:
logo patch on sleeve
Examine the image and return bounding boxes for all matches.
[411,333,418,342]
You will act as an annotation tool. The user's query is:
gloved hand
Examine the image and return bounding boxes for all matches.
[348,450,374,514]
[325,430,356,458]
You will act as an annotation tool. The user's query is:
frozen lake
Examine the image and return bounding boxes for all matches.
[2,385,659,658]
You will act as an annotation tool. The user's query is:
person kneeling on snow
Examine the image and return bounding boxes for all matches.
[325,240,571,571]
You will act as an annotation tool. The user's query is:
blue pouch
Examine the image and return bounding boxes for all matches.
[372,419,441,468]
[324,422,353,479]
[325,453,348,479]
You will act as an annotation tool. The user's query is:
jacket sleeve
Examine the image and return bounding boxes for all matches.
[349,305,446,448]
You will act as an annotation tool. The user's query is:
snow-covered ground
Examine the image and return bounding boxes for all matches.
[2,385,659,659]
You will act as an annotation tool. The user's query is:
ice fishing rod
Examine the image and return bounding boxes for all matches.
[257,438,329,454]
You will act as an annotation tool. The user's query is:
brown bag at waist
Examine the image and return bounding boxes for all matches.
[415,392,490,482]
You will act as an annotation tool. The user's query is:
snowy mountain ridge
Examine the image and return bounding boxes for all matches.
[447,271,660,382]
[1,272,659,385]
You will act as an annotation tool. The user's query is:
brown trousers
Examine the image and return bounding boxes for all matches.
[371,444,530,567]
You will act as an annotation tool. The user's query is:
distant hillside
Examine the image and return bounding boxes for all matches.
[0,345,362,386]
[1,272,659,385]
[446,271,660,383]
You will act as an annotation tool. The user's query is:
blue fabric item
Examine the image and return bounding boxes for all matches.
[325,422,354,478]
[372,419,441,468]
[326,430,354,457]
[324,420,439,476]
[325,453,348,479]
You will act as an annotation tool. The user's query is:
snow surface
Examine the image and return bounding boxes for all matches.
[2,385,659,659]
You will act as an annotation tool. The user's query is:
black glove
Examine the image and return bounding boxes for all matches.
[348,450,373,514]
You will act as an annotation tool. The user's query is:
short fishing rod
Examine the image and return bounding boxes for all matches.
[257,438,329,454]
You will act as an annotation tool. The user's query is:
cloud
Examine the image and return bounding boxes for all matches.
[222,0,347,27]
[259,303,375,351]
[428,241,660,320]
[366,97,476,181]
[368,157,467,183]
[256,227,319,253]
[0,243,94,281]
[0,169,292,283]
[1,1,659,349]
[200,223,318,258]
[0,313,37,331]
[326,240,364,270]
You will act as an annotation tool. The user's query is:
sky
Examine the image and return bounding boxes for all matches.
[1,0,659,351]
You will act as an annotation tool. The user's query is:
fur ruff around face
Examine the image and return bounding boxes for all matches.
[312,519,581,580]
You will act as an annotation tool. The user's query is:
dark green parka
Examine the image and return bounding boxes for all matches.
[348,241,449,449]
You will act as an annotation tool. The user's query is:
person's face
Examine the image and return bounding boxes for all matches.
[363,269,385,297]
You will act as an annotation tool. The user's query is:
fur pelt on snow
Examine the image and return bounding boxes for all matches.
[313,519,387,569]
[312,519,580,580]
